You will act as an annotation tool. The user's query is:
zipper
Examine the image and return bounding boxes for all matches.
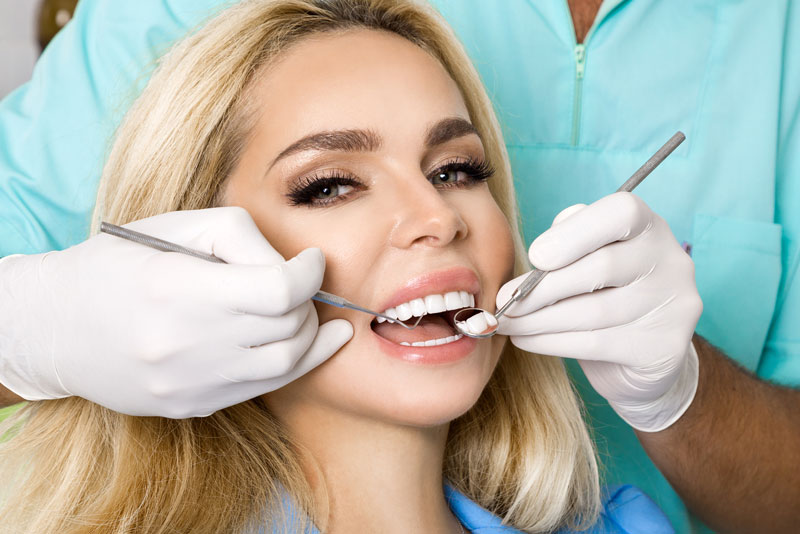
[571,43,586,146]
[564,0,611,146]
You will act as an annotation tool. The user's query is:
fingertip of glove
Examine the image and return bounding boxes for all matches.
[285,248,325,288]
[530,203,588,269]
[528,233,560,270]
[319,319,354,344]
[297,247,324,265]
[495,283,515,309]
[294,248,326,277]
[551,203,587,226]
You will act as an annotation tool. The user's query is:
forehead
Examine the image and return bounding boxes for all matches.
[249,29,470,148]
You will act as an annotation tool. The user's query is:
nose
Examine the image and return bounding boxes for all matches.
[387,173,468,249]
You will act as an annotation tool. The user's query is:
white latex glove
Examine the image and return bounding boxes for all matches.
[0,207,353,418]
[497,193,702,432]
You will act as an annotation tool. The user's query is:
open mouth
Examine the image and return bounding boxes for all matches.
[370,291,474,347]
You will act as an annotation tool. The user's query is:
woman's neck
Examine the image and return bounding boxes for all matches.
[275,400,464,534]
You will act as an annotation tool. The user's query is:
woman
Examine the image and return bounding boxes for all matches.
[0,0,671,532]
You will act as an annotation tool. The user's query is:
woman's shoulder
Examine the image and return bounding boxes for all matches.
[446,484,674,534]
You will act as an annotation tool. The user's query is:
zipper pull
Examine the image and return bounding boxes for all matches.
[575,43,586,79]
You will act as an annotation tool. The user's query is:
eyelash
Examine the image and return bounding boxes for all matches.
[286,158,495,207]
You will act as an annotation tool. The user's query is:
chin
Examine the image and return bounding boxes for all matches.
[266,328,504,431]
[372,373,491,428]
[389,391,487,428]
[323,337,502,428]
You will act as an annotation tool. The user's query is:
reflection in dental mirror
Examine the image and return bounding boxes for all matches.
[453,307,499,338]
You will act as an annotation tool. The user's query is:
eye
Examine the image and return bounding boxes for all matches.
[313,182,353,200]
[431,168,468,185]
[287,174,365,207]
[428,158,494,188]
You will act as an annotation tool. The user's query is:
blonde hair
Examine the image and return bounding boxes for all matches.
[0,1,600,532]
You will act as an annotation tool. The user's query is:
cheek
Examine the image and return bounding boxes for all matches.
[478,199,515,367]
[243,203,377,322]
[476,203,514,345]
[468,193,516,289]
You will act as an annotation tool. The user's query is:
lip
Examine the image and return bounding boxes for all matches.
[372,330,479,364]
[374,266,481,312]
[369,266,483,365]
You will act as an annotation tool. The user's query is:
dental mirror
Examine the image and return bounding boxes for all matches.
[454,130,686,339]
[453,308,499,339]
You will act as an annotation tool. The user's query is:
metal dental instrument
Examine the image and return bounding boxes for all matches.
[99,222,424,329]
[453,130,687,339]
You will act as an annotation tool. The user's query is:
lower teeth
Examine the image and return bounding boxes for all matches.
[399,334,463,347]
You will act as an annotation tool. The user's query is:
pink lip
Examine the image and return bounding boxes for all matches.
[375,267,481,312]
[372,330,479,364]
[371,266,483,365]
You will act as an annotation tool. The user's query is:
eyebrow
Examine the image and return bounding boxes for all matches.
[424,117,479,147]
[272,129,382,166]
[268,117,480,169]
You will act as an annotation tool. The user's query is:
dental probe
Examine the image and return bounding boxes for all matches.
[99,222,424,330]
[455,130,686,338]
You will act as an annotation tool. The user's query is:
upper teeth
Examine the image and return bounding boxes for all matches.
[377,291,475,323]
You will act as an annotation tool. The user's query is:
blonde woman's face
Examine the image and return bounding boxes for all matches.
[224,30,514,427]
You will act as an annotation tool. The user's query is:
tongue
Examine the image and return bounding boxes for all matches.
[373,314,456,345]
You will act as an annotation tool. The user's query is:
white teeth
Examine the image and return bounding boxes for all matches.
[409,298,426,316]
[466,312,488,333]
[399,333,464,347]
[396,302,413,321]
[378,291,475,321]
[444,291,463,311]
[456,311,497,336]
[424,294,446,313]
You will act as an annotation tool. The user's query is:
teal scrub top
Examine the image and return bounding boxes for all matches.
[1,1,798,532]
[267,483,673,533]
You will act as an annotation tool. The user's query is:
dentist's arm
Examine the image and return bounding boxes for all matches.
[498,193,800,532]
[638,335,800,534]
[0,385,22,408]
[0,208,352,418]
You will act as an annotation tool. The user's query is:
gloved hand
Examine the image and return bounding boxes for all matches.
[0,207,353,418]
[497,193,702,432]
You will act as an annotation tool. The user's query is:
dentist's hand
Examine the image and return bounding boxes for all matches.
[0,207,352,418]
[497,193,702,432]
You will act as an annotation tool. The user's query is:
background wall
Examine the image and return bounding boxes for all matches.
[0,1,37,418]
[0,0,39,99]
